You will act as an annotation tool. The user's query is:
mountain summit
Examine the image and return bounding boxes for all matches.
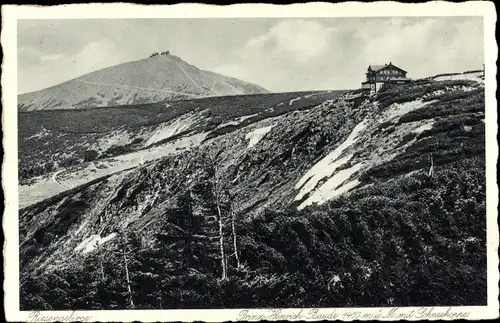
[18,54,269,111]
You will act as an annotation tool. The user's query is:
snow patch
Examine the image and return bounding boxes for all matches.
[145,114,196,146]
[465,237,479,243]
[304,91,329,99]
[216,120,240,129]
[91,129,133,153]
[74,220,88,236]
[412,121,434,134]
[380,99,437,123]
[433,71,484,84]
[74,233,117,254]
[19,129,208,209]
[295,119,368,197]
[19,178,67,209]
[295,154,353,201]
[245,125,274,148]
[26,128,50,140]
[58,132,207,193]
[298,164,363,210]
[328,275,341,288]
[426,85,477,99]
[216,114,259,129]
[238,113,259,122]
[289,97,301,106]
[425,89,445,97]
[315,99,336,110]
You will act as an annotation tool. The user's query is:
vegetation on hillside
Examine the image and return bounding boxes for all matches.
[20,156,486,309]
[19,79,487,309]
[19,91,342,182]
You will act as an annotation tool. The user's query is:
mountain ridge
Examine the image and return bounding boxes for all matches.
[18,54,269,111]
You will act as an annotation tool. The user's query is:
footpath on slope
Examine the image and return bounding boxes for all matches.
[77,80,199,97]
[52,170,71,190]
[172,61,206,93]
[172,60,245,96]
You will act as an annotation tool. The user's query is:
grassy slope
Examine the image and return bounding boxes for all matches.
[19,80,486,309]
[19,90,342,183]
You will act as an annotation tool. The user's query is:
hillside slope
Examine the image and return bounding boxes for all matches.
[18,54,268,111]
[18,90,342,208]
[19,76,486,309]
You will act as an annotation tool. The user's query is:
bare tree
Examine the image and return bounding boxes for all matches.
[183,189,194,270]
[428,155,434,178]
[121,233,135,309]
[96,241,105,281]
[229,199,240,269]
[203,148,228,280]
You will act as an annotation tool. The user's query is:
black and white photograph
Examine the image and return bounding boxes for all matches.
[2,2,498,322]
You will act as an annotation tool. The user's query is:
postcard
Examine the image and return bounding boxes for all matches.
[2,2,498,322]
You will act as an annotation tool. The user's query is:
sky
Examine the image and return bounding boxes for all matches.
[17,17,484,94]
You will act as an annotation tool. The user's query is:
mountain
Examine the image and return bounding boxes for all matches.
[18,54,269,111]
[18,71,486,309]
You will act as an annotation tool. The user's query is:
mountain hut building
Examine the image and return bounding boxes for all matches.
[361,62,411,95]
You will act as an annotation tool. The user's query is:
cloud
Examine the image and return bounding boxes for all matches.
[215,17,483,92]
[41,53,62,62]
[18,40,129,93]
[17,17,484,94]
[353,17,484,78]
[244,20,335,64]
[18,46,43,66]
[72,41,122,76]
[211,19,344,92]
[212,64,254,83]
